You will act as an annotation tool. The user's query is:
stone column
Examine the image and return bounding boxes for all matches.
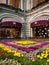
[23,0,27,39]
[20,0,23,10]
[27,0,30,10]
[30,0,34,9]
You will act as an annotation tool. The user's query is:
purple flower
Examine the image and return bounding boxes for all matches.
[1,41,49,53]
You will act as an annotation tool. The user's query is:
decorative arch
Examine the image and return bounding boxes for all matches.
[30,15,49,27]
[0,13,23,39]
[30,12,49,38]
[0,12,24,23]
[29,12,49,23]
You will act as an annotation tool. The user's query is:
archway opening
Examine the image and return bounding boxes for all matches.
[31,17,49,39]
[0,17,22,39]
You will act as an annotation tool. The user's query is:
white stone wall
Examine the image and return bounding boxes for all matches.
[27,0,33,10]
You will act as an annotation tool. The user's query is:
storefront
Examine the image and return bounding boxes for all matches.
[0,18,22,39]
[31,20,49,38]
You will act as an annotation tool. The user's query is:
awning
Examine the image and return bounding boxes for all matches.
[30,20,49,27]
[1,21,22,27]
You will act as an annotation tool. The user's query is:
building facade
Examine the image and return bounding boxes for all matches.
[0,0,49,39]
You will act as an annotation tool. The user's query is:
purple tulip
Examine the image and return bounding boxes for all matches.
[1,41,49,53]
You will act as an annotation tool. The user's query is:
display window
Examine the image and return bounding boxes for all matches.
[0,27,21,38]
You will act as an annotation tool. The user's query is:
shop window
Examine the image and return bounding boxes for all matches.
[34,25,49,38]
[0,28,21,38]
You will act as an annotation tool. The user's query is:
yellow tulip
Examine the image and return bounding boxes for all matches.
[41,53,44,57]
[47,60,49,62]
[40,57,43,59]
[44,54,48,58]
[37,55,40,58]
[0,43,23,57]
[32,59,35,62]
[14,52,20,57]
[14,40,37,45]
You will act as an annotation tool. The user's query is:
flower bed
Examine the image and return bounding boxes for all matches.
[1,40,38,45]
[13,40,38,45]
[31,48,49,65]
[0,40,49,65]
[0,43,49,65]
[0,43,31,65]
[0,43,23,57]
[1,41,49,53]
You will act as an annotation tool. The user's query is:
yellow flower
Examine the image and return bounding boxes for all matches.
[46,50,48,54]
[7,49,12,52]
[41,53,44,57]
[37,55,40,58]
[44,56,47,58]
[0,43,23,57]
[40,57,43,59]
[47,60,49,62]
[14,52,21,57]
[21,54,23,57]
[32,59,35,62]
[14,40,37,45]
[11,50,15,53]
[44,54,48,58]
[46,48,49,53]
